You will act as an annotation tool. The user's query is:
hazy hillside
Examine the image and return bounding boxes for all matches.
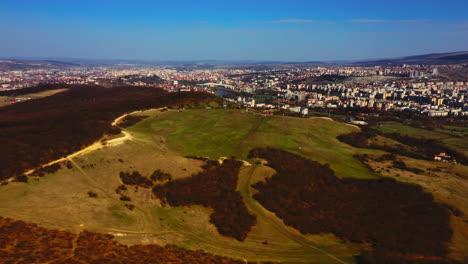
[0,59,79,71]
[352,51,468,65]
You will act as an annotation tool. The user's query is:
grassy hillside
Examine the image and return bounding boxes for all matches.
[1,108,466,263]
[0,108,376,264]
[130,109,376,179]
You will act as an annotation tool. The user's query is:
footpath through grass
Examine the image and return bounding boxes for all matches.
[130,109,376,179]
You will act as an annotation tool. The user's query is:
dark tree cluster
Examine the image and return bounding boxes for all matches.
[356,249,462,264]
[374,154,397,162]
[0,216,253,264]
[352,154,380,175]
[337,130,377,149]
[119,171,153,188]
[150,169,172,182]
[14,175,28,183]
[392,160,424,174]
[81,163,96,169]
[117,115,149,128]
[31,163,61,177]
[87,191,98,198]
[119,195,131,201]
[293,74,350,85]
[249,148,455,263]
[116,184,127,193]
[65,160,73,169]
[153,158,256,241]
[107,126,122,135]
[124,204,135,211]
[0,84,222,181]
[110,74,166,86]
[185,156,210,161]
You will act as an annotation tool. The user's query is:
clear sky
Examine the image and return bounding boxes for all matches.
[1,0,467,61]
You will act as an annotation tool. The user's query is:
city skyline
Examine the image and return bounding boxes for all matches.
[1,0,468,61]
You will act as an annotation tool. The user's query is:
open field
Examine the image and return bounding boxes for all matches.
[0,108,466,263]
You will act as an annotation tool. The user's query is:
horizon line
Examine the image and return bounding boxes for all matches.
[1,50,467,64]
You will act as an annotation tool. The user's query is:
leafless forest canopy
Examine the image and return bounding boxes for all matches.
[249,148,456,264]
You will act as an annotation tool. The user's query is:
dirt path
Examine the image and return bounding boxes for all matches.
[20,109,164,179]
[238,114,265,157]
[67,158,114,199]
[21,133,130,178]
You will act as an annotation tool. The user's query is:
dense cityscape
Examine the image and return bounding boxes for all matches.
[2,62,467,118]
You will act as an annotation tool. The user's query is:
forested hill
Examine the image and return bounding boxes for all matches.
[0,59,78,71]
[0,84,222,181]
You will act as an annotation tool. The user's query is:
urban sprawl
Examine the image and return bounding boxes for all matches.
[1,63,467,118]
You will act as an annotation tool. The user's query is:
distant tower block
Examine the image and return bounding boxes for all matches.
[432,68,439,76]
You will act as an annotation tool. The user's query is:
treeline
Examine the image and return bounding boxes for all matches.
[0,216,254,263]
[150,169,172,182]
[292,74,350,85]
[356,249,462,264]
[30,163,62,177]
[249,148,455,263]
[0,84,222,181]
[153,158,256,241]
[337,128,468,165]
[336,129,377,149]
[119,169,172,188]
[117,115,149,128]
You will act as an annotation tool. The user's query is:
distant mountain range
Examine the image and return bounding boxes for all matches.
[349,51,468,66]
[1,51,468,70]
[0,59,79,71]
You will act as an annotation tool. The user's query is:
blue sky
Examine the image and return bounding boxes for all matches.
[1,0,467,61]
